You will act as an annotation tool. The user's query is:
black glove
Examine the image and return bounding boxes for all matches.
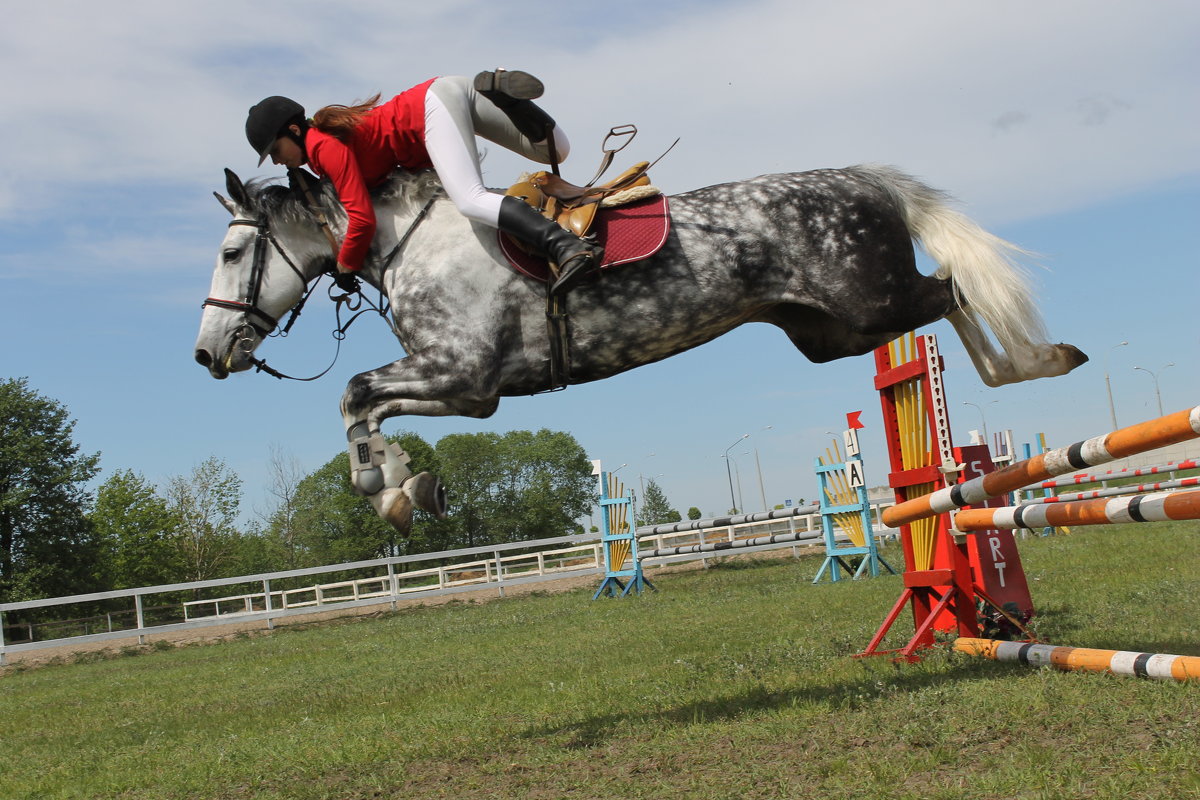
[334,270,360,294]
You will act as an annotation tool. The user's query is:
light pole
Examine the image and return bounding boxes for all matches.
[722,434,749,513]
[1133,363,1173,417]
[1105,341,1128,430]
[638,453,656,499]
[732,454,747,514]
[962,400,997,447]
[753,425,773,511]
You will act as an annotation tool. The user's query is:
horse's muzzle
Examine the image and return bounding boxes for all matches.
[194,347,230,380]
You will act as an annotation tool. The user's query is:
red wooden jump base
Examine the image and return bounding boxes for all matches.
[857,334,1034,661]
[954,638,1200,682]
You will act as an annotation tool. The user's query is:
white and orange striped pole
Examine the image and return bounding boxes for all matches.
[953,488,1200,531]
[954,638,1200,682]
[883,405,1200,528]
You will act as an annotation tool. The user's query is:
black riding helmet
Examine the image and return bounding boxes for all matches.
[246,96,306,165]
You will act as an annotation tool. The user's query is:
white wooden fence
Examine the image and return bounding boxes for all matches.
[0,501,894,665]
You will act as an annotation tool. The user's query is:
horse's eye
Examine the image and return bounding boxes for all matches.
[223,248,240,262]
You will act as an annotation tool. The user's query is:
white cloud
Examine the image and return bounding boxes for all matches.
[1,0,1196,229]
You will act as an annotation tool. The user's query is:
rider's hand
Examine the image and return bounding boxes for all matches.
[334,264,360,293]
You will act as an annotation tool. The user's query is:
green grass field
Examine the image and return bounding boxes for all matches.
[2,522,1198,799]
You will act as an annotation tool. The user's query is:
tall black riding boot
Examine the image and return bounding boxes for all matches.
[498,196,603,294]
[474,69,557,143]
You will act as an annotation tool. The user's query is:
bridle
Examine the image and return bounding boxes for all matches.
[201,194,435,381]
[202,215,308,338]
[202,214,354,380]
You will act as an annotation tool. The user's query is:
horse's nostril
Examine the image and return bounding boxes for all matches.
[195,349,213,367]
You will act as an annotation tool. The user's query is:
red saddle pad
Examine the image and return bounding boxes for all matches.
[497,195,670,283]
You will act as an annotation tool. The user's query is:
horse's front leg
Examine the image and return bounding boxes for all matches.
[340,353,502,533]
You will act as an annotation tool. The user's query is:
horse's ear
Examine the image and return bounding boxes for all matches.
[224,168,251,209]
[213,192,237,217]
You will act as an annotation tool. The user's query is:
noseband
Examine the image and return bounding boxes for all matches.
[202,216,308,337]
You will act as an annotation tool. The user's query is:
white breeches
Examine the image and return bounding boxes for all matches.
[424,75,571,227]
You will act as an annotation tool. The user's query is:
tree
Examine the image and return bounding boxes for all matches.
[90,469,181,589]
[0,378,102,601]
[260,444,305,570]
[687,507,703,521]
[165,456,243,582]
[260,431,446,569]
[436,429,595,548]
[285,451,395,566]
[637,479,681,527]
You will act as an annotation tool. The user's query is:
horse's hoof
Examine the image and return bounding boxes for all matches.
[376,488,414,536]
[1057,343,1089,370]
[405,472,449,518]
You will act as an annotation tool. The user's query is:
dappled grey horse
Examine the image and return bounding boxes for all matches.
[194,165,1086,531]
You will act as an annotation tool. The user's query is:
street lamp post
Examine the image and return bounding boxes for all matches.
[722,434,749,514]
[1133,363,1174,417]
[754,425,773,511]
[962,400,997,447]
[1105,341,1128,430]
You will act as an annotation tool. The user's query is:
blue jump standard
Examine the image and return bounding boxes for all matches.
[592,471,655,599]
[812,455,895,583]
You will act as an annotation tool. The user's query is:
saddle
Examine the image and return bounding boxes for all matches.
[504,125,661,243]
[503,125,674,395]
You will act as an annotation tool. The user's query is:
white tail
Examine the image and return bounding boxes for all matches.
[852,165,1050,354]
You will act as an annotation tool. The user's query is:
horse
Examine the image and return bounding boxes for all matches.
[194,165,1087,532]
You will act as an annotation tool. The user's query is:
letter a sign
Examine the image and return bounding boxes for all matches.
[846,458,865,488]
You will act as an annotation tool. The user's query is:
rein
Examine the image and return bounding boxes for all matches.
[202,195,435,382]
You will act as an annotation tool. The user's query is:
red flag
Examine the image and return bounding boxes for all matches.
[846,410,865,430]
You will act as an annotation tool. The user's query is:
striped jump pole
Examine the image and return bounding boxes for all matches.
[954,638,1200,682]
[883,405,1200,528]
[953,488,1200,532]
[1019,475,1200,506]
[1030,458,1199,491]
[643,529,822,558]
[638,504,820,537]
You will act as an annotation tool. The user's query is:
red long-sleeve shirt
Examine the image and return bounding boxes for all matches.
[305,78,437,270]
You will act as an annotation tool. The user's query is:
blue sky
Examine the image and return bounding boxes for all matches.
[1,1,1196,523]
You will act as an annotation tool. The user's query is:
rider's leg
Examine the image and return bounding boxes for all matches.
[428,75,568,166]
[472,69,558,145]
[424,79,601,289]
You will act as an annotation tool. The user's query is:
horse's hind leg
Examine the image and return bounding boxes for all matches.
[948,308,1089,387]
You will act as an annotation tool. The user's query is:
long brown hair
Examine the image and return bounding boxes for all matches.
[311,93,382,142]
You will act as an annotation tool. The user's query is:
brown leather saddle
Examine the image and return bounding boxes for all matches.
[503,125,673,393]
[504,125,659,246]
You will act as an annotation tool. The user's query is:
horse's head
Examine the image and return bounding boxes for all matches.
[194,169,330,379]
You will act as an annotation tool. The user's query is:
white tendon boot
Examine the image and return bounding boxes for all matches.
[346,422,448,534]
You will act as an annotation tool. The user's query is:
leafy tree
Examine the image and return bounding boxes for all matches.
[286,451,394,566]
[637,479,681,527]
[165,456,243,582]
[90,469,181,589]
[261,432,446,569]
[0,378,102,601]
[687,507,703,521]
[436,429,595,548]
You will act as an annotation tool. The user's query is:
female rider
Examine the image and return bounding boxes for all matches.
[245,70,601,295]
